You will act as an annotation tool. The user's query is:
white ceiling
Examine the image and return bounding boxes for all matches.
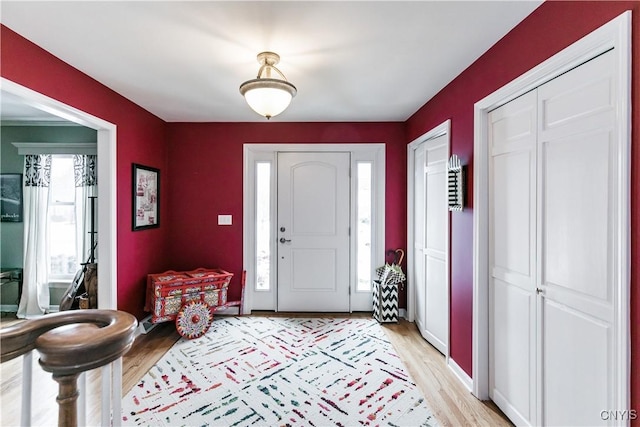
[0,1,542,123]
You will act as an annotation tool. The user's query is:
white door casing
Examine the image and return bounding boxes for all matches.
[1,79,117,311]
[277,152,351,312]
[243,144,385,313]
[1,78,120,427]
[413,133,449,356]
[473,14,631,420]
[487,45,626,427]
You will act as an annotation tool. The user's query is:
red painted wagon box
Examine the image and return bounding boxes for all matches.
[145,268,233,324]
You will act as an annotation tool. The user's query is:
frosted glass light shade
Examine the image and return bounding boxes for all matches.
[240,78,297,119]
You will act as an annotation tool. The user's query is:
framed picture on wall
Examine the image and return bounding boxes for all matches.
[0,173,23,222]
[132,164,159,231]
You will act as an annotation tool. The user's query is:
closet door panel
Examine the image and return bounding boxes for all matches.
[492,150,534,284]
[489,90,537,426]
[538,49,616,426]
[543,301,609,426]
[542,130,610,301]
[492,278,535,424]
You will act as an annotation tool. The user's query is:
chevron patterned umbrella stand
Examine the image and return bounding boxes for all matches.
[373,249,405,323]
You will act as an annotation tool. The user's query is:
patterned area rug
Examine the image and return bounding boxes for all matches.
[122,317,439,426]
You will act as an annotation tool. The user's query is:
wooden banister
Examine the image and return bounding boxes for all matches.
[0,309,138,427]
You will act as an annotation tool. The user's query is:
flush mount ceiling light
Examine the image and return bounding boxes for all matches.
[239,51,297,120]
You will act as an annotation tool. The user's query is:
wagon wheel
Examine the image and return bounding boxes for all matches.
[175,300,213,339]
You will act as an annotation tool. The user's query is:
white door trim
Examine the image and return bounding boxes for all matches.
[1,78,118,311]
[407,120,450,357]
[1,78,120,427]
[243,143,385,313]
[472,12,631,420]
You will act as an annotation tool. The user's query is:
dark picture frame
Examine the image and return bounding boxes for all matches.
[1,173,23,222]
[132,164,159,230]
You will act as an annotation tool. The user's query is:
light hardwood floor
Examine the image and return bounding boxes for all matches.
[0,312,511,426]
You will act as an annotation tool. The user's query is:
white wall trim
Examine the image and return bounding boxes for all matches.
[448,357,473,392]
[2,120,83,127]
[12,142,97,155]
[1,78,118,312]
[472,12,631,416]
[1,77,120,422]
[243,143,385,313]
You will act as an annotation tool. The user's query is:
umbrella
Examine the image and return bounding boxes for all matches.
[375,249,406,287]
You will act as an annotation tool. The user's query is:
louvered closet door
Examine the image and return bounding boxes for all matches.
[489,49,618,427]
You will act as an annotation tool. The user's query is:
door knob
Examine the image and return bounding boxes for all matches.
[279,237,292,243]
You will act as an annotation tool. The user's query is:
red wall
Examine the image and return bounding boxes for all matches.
[0,25,169,319]
[3,0,639,416]
[406,0,639,417]
[164,122,408,305]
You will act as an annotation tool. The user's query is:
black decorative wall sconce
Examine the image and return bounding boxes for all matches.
[447,155,465,211]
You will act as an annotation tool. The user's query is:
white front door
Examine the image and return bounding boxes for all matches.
[489,49,618,426]
[413,134,449,355]
[277,152,351,312]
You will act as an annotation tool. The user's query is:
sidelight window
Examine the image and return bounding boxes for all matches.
[356,162,372,292]
[255,161,271,291]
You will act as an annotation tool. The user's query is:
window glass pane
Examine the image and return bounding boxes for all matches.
[256,162,271,291]
[49,157,75,203]
[356,162,372,291]
[49,156,77,278]
[49,205,77,276]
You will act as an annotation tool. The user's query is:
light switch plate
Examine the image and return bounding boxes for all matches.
[218,214,232,225]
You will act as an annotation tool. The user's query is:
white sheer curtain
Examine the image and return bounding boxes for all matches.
[18,154,52,318]
[74,155,97,267]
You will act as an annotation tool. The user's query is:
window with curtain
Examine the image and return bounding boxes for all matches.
[48,154,97,280]
[18,152,96,318]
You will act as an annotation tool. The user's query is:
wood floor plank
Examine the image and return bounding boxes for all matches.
[0,313,512,426]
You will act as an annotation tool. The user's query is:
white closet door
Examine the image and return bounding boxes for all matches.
[489,49,618,427]
[489,90,538,426]
[413,134,448,355]
[538,50,616,427]
[414,144,427,334]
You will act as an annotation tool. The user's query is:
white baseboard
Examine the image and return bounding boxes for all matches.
[0,304,18,312]
[448,357,473,392]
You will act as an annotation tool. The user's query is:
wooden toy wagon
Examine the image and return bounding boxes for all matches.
[144,268,244,339]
